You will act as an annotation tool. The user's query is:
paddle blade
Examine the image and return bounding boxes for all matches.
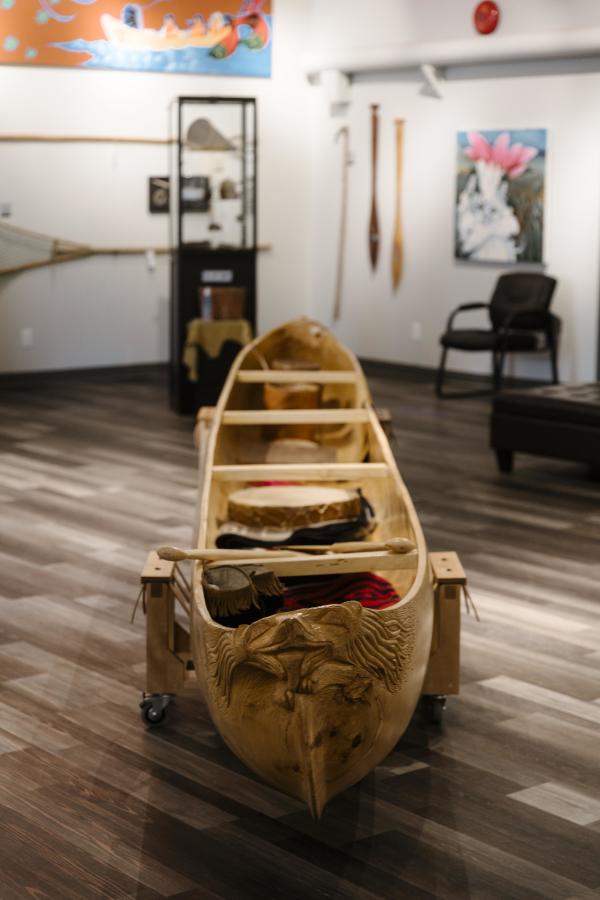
[369,208,380,269]
[392,238,403,289]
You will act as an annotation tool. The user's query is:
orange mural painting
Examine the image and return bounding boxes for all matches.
[0,0,271,75]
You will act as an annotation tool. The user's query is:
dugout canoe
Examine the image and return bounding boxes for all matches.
[192,319,434,817]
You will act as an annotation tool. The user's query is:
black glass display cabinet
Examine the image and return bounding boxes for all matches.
[169,96,257,414]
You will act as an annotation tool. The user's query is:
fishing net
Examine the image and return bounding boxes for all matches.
[0,221,88,275]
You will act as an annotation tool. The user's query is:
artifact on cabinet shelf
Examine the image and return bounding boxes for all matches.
[186,119,236,152]
[181,176,211,213]
[208,204,223,231]
[220,178,239,199]
[149,175,211,213]
[455,129,546,264]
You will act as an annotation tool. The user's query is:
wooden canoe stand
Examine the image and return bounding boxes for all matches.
[421,551,466,722]
[139,553,195,724]
[138,548,465,727]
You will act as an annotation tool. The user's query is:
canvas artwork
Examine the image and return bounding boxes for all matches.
[455,129,546,264]
[0,0,271,76]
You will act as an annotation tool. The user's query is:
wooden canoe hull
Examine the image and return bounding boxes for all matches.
[192,319,434,816]
[193,588,432,817]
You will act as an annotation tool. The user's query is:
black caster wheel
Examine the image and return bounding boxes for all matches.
[422,694,446,725]
[140,694,172,726]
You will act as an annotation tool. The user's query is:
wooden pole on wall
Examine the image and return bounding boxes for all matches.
[333,126,351,321]
[0,134,172,145]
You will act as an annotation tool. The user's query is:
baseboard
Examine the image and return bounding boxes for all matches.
[359,357,542,389]
[0,356,545,393]
[0,361,168,387]
[359,358,437,382]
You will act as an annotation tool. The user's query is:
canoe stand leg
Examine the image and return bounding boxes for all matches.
[421,551,466,724]
[139,551,196,726]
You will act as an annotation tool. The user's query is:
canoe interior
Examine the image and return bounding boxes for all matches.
[201,320,418,610]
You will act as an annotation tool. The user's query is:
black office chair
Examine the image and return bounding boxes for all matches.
[436,272,560,398]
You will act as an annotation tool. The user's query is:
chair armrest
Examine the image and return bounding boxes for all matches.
[548,312,562,337]
[496,310,561,350]
[445,302,489,332]
[498,309,553,333]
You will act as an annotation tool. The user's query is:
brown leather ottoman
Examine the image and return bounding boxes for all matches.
[491,383,600,478]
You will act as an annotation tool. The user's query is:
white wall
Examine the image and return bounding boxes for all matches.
[306,0,600,381]
[2,0,600,380]
[0,0,313,372]
[307,0,600,53]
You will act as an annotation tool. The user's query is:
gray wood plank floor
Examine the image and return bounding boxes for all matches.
[0,365,599,900]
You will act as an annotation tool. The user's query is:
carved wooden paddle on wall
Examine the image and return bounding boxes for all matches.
[392,118,405,290]
[368,104,380,270]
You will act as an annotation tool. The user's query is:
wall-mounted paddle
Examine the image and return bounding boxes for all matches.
[368,104,380,270]
[392,118,405,290]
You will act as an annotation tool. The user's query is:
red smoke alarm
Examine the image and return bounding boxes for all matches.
[474,1,500,35]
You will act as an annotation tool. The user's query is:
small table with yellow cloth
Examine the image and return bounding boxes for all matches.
[182,318,253,407]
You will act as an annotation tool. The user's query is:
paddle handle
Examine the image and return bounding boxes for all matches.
[157,546,299,563]
[283,538,416,555]
[392,119,405,290]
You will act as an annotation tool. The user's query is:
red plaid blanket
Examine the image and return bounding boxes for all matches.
[283,573,399,611]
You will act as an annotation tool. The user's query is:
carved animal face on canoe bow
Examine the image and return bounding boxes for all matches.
[208,600,416,710]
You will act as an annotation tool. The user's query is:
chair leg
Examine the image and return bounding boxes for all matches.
[492,352,499,391]
[435,348,448,398]
[436,347,496,398]
[549,341,559,384]
[493,350,506,393]
[495,449,514,473]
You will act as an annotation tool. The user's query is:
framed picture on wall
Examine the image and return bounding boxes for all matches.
[455,129,547,264]
[149,176,170,214]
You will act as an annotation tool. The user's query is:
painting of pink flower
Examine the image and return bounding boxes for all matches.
[465,131,539,178]
[456,128,546,263]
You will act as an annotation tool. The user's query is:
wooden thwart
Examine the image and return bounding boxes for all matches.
[222,408,370,425]
[236,369,357,384]
[212,462,389,481]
